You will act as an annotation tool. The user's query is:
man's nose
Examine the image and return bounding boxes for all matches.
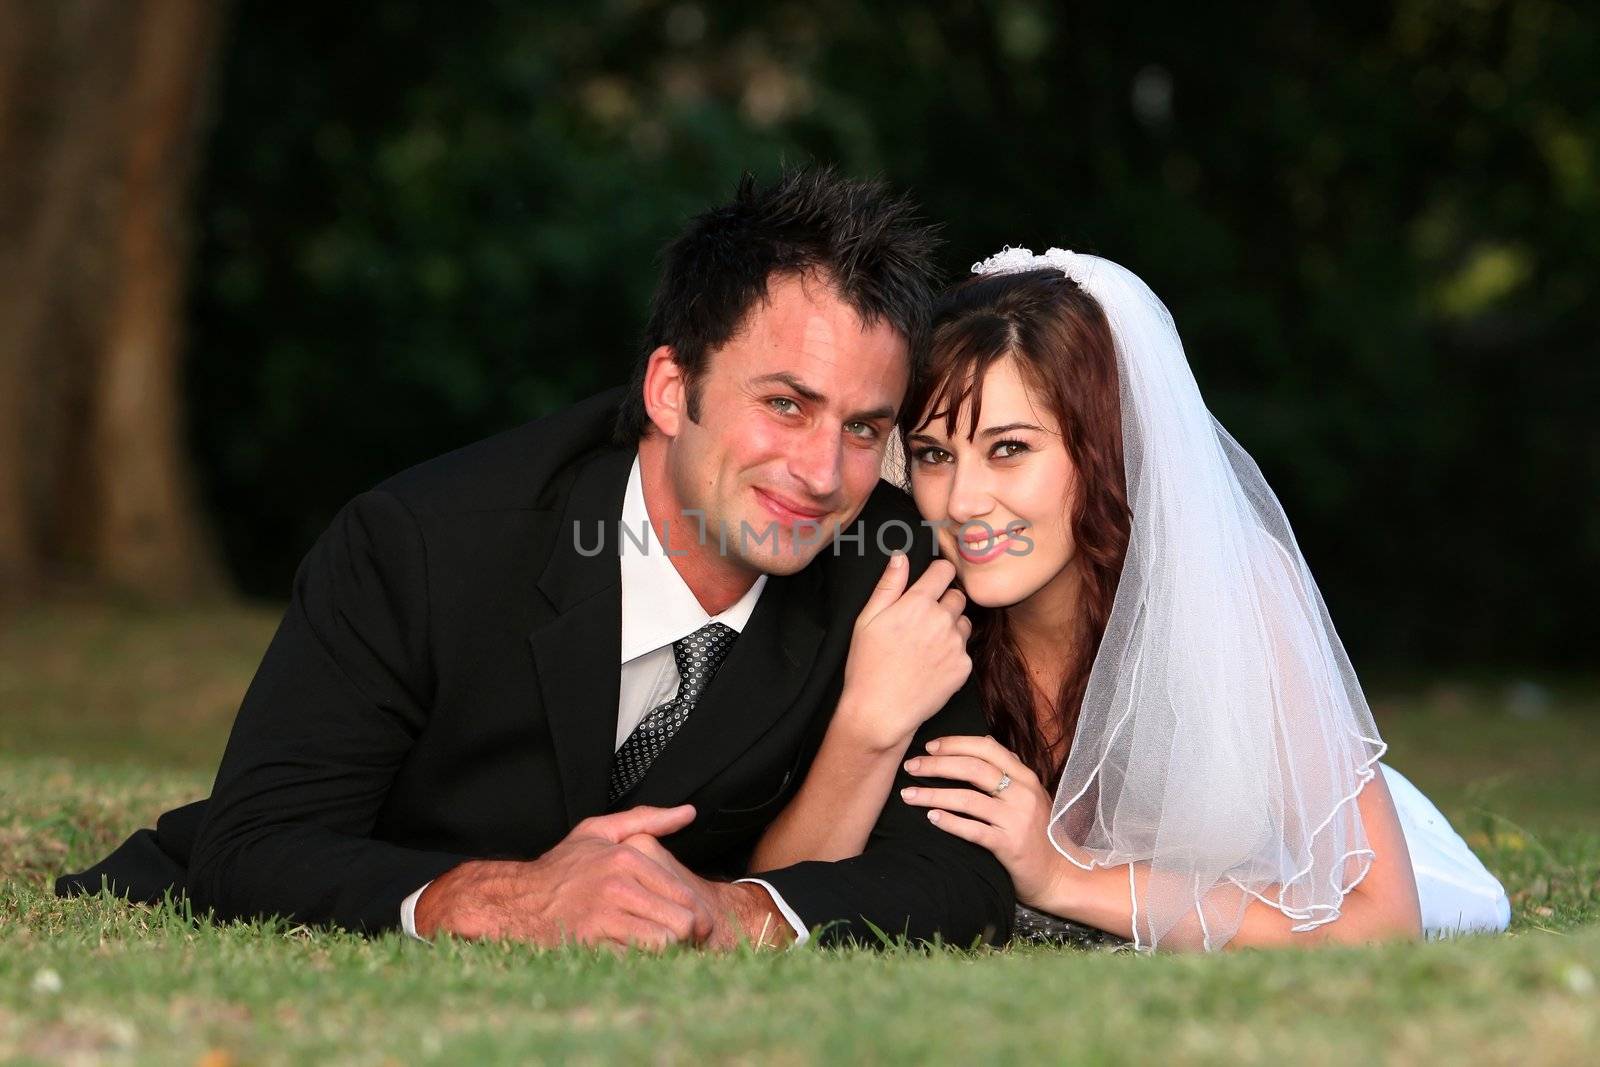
[789,423,844,500]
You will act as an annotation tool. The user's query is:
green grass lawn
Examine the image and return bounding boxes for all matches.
[2,601,1598,1064]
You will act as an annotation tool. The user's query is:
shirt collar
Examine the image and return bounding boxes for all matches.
[619,455,766,664]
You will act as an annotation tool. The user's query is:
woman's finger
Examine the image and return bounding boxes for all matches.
[925,735,1033,780]
[937,587,967,618]
[903,754,1002,791]
[908,557,958,600]
[901,785,1010,826]
[857,552,910,625]
[924,808,1000,851]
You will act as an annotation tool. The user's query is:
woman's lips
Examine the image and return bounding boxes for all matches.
[754,487,828,525]
[956,527,1022,564]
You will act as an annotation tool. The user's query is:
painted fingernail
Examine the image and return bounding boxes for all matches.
[905,758,921,773]
[900,787,917,800]
[926,740,941,753]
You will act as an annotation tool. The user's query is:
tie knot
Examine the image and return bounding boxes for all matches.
[672,621,737,701]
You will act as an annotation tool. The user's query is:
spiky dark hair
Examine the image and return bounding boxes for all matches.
[614,164,942,443]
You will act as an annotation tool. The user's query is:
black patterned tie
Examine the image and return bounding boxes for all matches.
[608,620,738,804]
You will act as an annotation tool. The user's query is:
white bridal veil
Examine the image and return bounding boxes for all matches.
[972,247,1387,951]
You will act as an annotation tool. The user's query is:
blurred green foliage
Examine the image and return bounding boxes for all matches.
[186,1,1598,666]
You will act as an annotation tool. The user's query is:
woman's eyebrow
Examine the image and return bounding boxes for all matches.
[979,422,1047,437]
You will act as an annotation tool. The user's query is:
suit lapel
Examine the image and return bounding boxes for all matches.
[528,447,632,828]
[627,563,827,809]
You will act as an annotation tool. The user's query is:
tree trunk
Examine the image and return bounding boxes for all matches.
[0,0,223,601]
[0,6,36,593]
[92,0,223,596]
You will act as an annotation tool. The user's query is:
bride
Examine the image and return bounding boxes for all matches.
[753,247,1510,950]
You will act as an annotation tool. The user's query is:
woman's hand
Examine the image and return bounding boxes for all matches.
[901,734,1066,907]
[746,556,971,872]
[838,555,973,752]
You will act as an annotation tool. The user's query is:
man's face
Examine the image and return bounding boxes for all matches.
[652,271,910,576]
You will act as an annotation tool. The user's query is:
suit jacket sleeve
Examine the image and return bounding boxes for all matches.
[185,490,468,933]
[750,679,1016,947]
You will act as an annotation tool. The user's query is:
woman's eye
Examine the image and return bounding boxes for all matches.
[912,446,952,465]
[768,397,799,415]
[992,440,1030,459]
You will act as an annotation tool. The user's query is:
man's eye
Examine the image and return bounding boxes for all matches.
[768,397,799,415]
[844,421,879,440]
[993,440,1030,459]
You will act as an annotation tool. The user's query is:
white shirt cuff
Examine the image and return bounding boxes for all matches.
[400,881,432,941]
[734,878,809,946]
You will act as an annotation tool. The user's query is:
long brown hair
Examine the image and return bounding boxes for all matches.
[904,269,1131,787]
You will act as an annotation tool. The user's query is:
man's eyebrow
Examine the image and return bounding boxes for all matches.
[750,372,825,404]
[750,373,892,423]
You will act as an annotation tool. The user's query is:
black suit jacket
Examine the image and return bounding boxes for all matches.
[58,388,1013,944]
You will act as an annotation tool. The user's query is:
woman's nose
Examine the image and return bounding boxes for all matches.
[945,461,995,525]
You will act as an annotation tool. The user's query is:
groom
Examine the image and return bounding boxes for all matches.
[59,167,1013,948]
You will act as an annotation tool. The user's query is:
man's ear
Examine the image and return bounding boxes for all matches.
[642,345,687,438]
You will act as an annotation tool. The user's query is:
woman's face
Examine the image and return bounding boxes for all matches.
[907,356,1079,609]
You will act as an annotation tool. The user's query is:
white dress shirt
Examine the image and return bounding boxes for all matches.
[401,455,808,943]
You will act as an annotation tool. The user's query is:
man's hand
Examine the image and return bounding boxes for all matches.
[623,834,797,949]
[412,804,717,949]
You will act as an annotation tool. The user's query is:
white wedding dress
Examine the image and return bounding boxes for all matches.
[1012,763,1511,946]
[1381,763,1511,937]
[880,440,1511,944]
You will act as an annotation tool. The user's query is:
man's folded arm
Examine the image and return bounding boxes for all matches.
[186,490,468,934]
[750,684,1015,947]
